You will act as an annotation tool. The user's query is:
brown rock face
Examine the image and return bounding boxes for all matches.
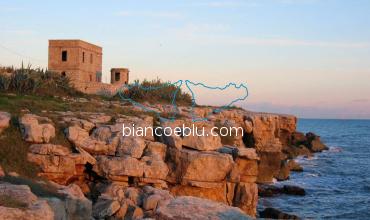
[21,107,324,219]
[0,183,54,220]
[155,196,251,220]
[306,132,328,152]
[169,148,233,183]
[27,144,93,184]
[95,155,145,178]
[19,114,56,143]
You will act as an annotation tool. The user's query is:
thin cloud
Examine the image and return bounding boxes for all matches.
[228,37,370,48]
[116,11,183,19]
[175,31,370,48]
[0,29,36,35]
[193,0,260,8]
[352,99,369,103]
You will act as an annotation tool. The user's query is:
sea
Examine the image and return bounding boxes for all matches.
[258,119,370,219]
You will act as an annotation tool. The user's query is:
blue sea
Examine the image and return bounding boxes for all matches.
[258,119,370,219]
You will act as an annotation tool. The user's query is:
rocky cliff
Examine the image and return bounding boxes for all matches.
[0,98,327,219]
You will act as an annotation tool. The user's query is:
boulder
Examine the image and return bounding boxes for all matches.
[92,126,112,142]
[62,117,95,132]
[258,184,282,197]
[259,208,300,219]
[283,185,306,196]
[291,132,306,146]
[143,194,161,210]
[142,157,169,180]
[116,136,146,158]
[19,114,55,143]
[66,126,111,155]
[47,183,92,220]
[29,144,71,156]
[0,183,54,220]
[306,132,328,152]
[125,187,143,206]
[170,184,227,204]
[233,182,258,217]
[0,111,11,133]
[276,160,290,181]
[287,160,303,172]
[258,184,305,197]
[144,141,167,160]
[155,196,251,220]
[182,127,222,151]
[95,156,144,178]
[92,198,120,218]
[170,149,233,183]
[257,151,282,183]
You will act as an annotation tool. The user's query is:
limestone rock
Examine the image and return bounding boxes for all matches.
[66,126,111,155]
[306,132,328,152]
[95,156,144,178]
[0,111,11,133]
[143,194,161,210]
[19,114,55,143]
[257,151,282,183]
[287,160,303,172]
[0,183,54,220]
[92,198,120,218]
[142,157,169,180]
[116,136,146,158]
[182,127,222,151]
[233,182,258,217]
[172,149,233,183]
[144,141,167,160]
[259,208,300,220]
[47,183,92,220]
[276,160,291,181]
[155,196,251,220]
[29,144,70,156]
[125,187,143,206]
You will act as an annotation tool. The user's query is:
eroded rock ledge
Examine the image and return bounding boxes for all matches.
[0,103,327,219]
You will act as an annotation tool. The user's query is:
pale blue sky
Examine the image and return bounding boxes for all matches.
[0,0,369,119]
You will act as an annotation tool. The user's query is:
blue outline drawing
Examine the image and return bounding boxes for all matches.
[117,79,249,122]
[184,80,249,122]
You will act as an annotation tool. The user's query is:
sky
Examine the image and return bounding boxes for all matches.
[0,0,369,119]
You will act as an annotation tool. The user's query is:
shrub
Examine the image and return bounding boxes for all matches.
[0,74,10,91]
[118,79,192,105]
[0,64,84,97]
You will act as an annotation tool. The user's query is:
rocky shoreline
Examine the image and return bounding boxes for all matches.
[0,97,327,219]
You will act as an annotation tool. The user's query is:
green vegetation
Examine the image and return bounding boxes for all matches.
[0,117,40,178]
[0,64,84,97]
[117,79,192,106]
[0,194,28,209]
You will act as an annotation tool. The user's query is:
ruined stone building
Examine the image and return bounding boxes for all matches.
[48,39,129,94]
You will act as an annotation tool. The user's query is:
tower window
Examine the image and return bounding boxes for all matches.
[62,50,67,62]
[89,75,92,82]
[61,71,66,77]
[115,72,120,82]
[90,54,93,64]
[82,52,85,63]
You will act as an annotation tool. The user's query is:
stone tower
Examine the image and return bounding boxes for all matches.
[111,68,129,85]
[48,40,103,86]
